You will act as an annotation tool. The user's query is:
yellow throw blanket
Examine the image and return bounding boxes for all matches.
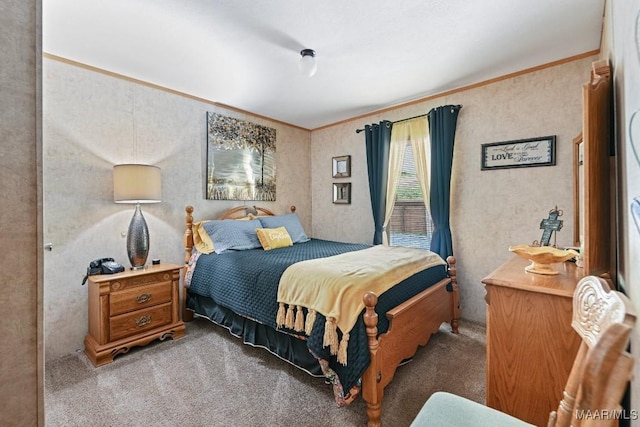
[276,245,446,365]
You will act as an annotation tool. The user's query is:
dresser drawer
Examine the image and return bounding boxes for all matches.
[109,302,172,341]
[110,281,172,316]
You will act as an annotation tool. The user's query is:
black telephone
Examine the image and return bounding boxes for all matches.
[81,258,125,285]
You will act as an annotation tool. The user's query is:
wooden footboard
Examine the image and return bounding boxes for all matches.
[362,256,460,427]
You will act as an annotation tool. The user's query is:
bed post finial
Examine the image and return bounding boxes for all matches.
[290,205,296,213]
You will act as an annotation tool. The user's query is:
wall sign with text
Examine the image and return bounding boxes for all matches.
[481,136,556,170]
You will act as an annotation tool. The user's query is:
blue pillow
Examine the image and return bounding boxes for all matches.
[203,219,263,254]
[258,213,310,244]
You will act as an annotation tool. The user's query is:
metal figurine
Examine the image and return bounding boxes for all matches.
[532,206,564,247]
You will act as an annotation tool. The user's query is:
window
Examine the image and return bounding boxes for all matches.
[388,143,433,249]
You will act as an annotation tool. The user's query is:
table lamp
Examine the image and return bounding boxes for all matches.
[113,164,161,270]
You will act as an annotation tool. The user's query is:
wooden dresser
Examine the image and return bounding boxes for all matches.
[482,256,584,427]
[84,263,186,366]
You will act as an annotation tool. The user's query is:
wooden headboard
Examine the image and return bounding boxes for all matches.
[218,205,276,219]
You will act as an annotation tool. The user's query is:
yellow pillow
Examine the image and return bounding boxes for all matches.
[192,221,215,254]
[256,227,293,251]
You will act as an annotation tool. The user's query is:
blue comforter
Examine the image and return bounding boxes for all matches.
[187,238,448,394]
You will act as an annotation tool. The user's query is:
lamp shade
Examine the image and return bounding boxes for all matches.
[113,164,162,203]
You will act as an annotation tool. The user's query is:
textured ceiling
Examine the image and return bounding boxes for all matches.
[43,0,605,129]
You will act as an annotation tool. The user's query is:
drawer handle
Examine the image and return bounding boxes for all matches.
[135,315,152,327]
[136,293,152,304]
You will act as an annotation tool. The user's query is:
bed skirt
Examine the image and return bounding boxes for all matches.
[186,292,324,377]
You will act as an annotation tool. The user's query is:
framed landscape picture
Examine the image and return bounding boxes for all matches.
[206,112,276,201]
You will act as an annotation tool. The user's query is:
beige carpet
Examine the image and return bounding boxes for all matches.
[45,318,486,427]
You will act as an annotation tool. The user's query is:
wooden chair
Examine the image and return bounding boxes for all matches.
[410,275,636,427]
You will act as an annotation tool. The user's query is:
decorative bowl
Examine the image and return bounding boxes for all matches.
[508,244,579,275]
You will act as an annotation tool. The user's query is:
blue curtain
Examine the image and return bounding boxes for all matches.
[365,120,393,244]
[428,105,461,259]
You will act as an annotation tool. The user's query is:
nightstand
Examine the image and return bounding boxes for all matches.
[84,263,186,366]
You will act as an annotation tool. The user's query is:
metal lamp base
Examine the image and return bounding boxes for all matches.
[127,203,150,270]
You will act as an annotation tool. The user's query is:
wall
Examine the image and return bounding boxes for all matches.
[604,0,640,422]
[43,57,311,360]
[311,57,594,323]
[0,0,43,424]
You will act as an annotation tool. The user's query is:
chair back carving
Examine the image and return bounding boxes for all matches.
[572,277,627,348]
[548,276,635,427]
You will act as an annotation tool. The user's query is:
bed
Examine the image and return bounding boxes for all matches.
[182,205,460,427]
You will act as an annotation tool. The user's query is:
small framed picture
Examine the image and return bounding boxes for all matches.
[333,183,351,204]
[332,155,351,178]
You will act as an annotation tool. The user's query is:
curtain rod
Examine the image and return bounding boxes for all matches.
[355,113,426,133]
[354,105,462,133]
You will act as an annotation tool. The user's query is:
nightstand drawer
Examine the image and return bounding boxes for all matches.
[110,281,172,316]
[109,302,172,341]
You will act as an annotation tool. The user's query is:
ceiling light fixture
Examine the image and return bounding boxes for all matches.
[299,49,317,77]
